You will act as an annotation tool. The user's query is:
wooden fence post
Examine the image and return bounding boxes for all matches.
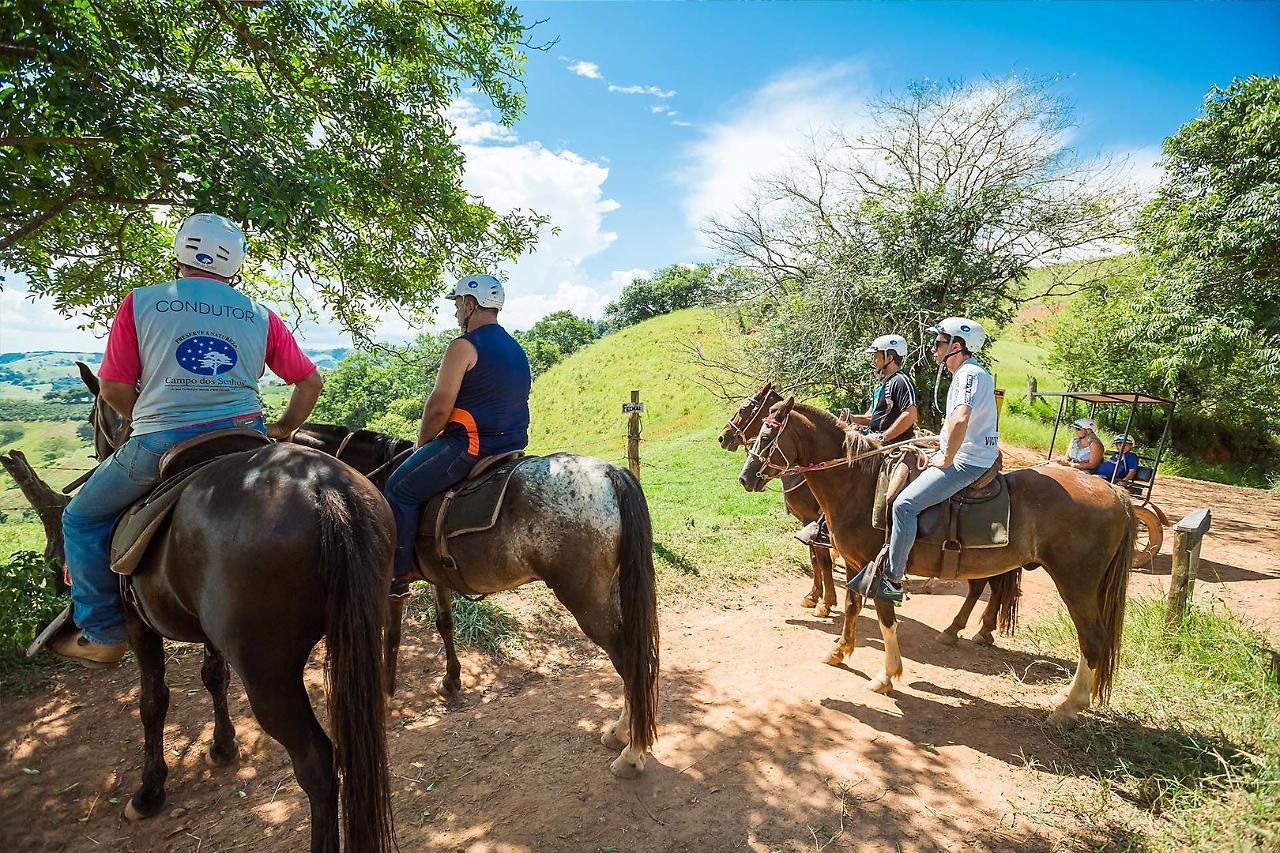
[1026,376,1038,404]
[1165,507,1211,636]
[624,389,643,478]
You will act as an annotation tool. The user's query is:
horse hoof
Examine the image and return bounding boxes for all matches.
[123,796,159,822]
[813,602,831,618]
[868,675,894,694]
[971,632,995,647]
[802,596,818,609]
[1050,706,1080,724]
[601,726,628,752]
[609,752,644,779]
[822,649,845,666]
[204,741,239,768]
[938,630,959,646]
[435,676,461,696]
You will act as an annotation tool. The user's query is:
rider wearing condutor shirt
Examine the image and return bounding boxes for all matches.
[52,214,322,668]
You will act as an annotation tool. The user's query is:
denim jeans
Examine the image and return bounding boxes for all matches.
[886,455,990,582]
[63,414,266,644]
[384,436,477,578]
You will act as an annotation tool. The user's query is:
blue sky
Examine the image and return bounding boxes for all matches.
[2,1,1277,351]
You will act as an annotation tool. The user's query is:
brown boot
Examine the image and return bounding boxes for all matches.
[49,631,127,669]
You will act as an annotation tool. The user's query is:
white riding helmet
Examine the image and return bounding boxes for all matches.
[929,317,986,352]
[1113,433,1136,445]
[1070,418,1097,432]
[173,214,248,278]
[450,274,505,309]
[866,334,908,358]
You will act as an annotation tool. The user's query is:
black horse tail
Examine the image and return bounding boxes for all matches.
[990,567,1023,637]
[318,488,394,853]
[606,466,660,753]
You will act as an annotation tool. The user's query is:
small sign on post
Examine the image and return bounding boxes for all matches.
[626,389,642,478]
[1165,507,1211,638]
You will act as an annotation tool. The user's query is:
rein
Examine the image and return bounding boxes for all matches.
[747,409,938,480]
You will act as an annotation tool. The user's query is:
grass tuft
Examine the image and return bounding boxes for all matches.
[404,583,526,661]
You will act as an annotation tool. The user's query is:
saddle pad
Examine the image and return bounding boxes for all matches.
[416,455,534,544]
[916,474,1010,549]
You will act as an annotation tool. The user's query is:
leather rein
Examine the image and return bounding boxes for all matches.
[746,412,937,480]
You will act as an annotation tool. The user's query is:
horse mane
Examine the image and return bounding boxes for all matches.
[786,402,882,474]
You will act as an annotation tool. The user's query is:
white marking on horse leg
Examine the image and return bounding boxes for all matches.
[1052,658,1095,721]
[869,621,902,694]
[601,700,630,751]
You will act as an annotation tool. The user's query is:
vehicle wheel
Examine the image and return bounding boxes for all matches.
[1132,505,1163,569]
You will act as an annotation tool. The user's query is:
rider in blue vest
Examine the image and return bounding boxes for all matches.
[385,274,532,599]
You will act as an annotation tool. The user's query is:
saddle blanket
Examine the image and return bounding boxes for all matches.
[415,454,535,548]
[871,455,1010,550]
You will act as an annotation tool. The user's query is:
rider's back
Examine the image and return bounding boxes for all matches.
[447,324,532,456]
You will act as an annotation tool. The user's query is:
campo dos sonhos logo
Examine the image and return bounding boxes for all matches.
[176,336,239,376]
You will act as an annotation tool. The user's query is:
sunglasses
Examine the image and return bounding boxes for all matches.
[933,339,950,348]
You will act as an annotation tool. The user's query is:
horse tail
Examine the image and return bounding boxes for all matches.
[318,488,394,853]
[990,567,1023,637]
[1093,491,1135,704]
[606,466,660,753]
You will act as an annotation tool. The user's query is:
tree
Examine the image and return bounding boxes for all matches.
[704,76,1137,417]
[514,309,597,376]
[1048,77,1280,454]
[1,0,549,339]
[603,263,726,330]
[309,332,453,429]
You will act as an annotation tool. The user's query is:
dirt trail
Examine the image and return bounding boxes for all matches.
[2,471,1276,852]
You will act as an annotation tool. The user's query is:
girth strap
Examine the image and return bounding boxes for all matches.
[433,487,488,601]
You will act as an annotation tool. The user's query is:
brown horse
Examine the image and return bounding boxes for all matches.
[292,425,660,778]
[739,397,1134,719]
[719,383,1022,644]
[79,366,394,853]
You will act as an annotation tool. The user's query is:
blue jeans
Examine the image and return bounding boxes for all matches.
[887,455,990,582]
[384,436,477,578]
[63,415,266,644]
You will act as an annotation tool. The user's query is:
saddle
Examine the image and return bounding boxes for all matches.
[872,449,1010,579]
[110,428,272,576]
[414,451,535,596]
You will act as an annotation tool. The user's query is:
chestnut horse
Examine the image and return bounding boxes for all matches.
[291,424,660,778]
[740,397,1134,719]
[719,383,1022,644]
[78,366,394,852]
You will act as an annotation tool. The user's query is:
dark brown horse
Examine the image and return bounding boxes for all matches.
[740,397,1134,719]
[719,383,1022,644]
[292,424,660,778]
[79,366,394,852]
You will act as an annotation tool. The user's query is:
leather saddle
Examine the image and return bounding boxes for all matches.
[872,450,1010,579]
[414,451,534,597]
[110,428,272,576]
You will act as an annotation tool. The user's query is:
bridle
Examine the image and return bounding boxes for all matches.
[723,388,772,446]
[745,409,938,485]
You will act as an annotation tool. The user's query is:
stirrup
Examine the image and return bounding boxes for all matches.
[846,562,878,597]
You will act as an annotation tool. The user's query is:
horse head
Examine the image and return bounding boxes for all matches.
[717,381,778,451]
[78,361,128,461]
[738,395,798,491]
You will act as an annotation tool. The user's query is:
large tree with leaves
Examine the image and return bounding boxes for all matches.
[705,76,1138,415]
[1,0,547,338]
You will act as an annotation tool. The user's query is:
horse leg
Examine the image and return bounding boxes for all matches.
[433,584,463,696]
[384,598,404,697]
[240,666,338,853]
[868,599,903,694]
[940,579,985,646]
[815,547,836,618]
[124,619,169,821]
[824,586,863,665]
[201,644,239,767]
[971,589,999,647]
[801,545,821,610]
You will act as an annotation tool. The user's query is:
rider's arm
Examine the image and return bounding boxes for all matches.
[97,292,141,418]
[264,310,321,439]
[938,405,971,467]
[270,370,324,438]
[417,338,478,447]
[847,413,872,427]
[100,380,139,419]
[1084,440,1104,470]
[881,404,918,442]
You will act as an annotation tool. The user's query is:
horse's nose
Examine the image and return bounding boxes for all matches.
[717,433,729,449]
[738,472,750,489]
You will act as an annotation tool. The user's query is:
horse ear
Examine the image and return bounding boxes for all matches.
[77,361,100,397]
[763,381,773,393]
[781,395,796,412]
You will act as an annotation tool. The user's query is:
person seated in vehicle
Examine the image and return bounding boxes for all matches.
[54,214,323,668]
[796,334,919,549]
[1052,417,1104,473]
[385,274,532,600]
[850,317,999,605]
[1094,433,1140,483]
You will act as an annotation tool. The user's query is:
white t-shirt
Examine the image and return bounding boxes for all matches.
[939,359,999,466]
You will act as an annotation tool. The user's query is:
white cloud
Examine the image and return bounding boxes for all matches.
[671,120,693,128]
[444,98,517,144]
[0,285,107,353]
[678,62,872,230]
[1116,145,1164,196]
[608,84,676,99]
[566,60,603,80]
